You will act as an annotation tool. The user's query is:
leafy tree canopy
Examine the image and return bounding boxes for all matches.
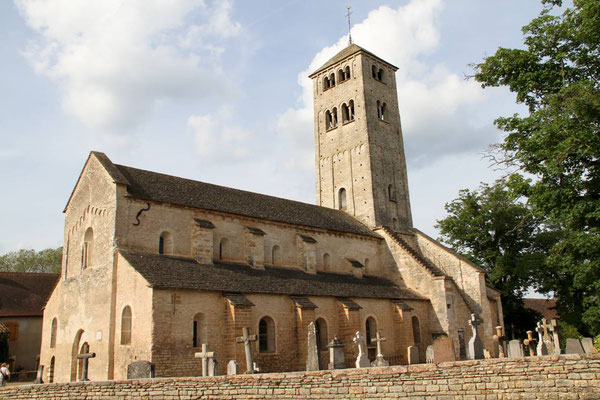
[471,0,600,335]
[0,247,62,274]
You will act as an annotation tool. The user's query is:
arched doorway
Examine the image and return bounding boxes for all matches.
[70,329,84,381]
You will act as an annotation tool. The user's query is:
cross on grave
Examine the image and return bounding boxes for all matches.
[535,321,548,356]
[549,319,561,354]
[523,331,536,356]
[493,325,508,358]
[370,331,389,367]
[77,343,96,381]
[352,331,370,368]
[195,344,216,377]
[236,327,258,374]
[468,313,484,360]
[541,318,555,354]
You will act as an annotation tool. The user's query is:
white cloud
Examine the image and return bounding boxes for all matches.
[16,0,242,137]
[277,0,493,170]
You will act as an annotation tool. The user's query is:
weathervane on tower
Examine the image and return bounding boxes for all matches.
[346,6,353,45]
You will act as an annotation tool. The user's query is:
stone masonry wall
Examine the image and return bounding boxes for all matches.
[3,354,598,400]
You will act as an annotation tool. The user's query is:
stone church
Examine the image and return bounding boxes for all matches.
[39,44,504,382]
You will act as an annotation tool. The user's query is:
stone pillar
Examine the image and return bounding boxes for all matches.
[294,306,316,372]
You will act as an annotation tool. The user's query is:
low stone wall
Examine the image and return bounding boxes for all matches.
[2,354,599,399]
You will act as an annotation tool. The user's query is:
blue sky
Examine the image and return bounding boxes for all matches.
[0,0,548,254]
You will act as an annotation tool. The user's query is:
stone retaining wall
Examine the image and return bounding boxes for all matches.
[2,354,599,399]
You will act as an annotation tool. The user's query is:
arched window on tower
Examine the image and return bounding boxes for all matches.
[332,107,338,127]
[377,101,381,119]
[82,228,93,270]
[366,317,377,345]
[322,253,331,270]
[338,69,345,83]
[342,103,350,123]
[381,103,387,120]
[120,306,132,345]
[259,316,276,353]
[326,110,333,130]
[329,72,336,87]
[159,231,173,255]
[50,318,57,348]
[378,68,384,82]
[345,66,351,80]
[338,188,347,210]
[412,316,421,344]
[315,318,328,351]
[323,76,330,90]
[219,238,229,260]
[272,245,281,266]
[372,65,377,79]
[349,100,355,121]
[364,258,370,272]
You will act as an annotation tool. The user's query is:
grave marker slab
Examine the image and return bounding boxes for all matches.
[565,338,585,354]
[581,337,598,354]
[306,322,320,371]
[194,344,216,377]
[426,345,434,364]
[227,360,239,375]
[127,361,155,379]
[507,340,524,358]
[432,336,456,363]
[407,346,420,364]
[327,336,346,369]
[467,314,484,360]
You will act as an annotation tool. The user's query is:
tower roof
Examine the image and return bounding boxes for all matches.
[309,44,398,78]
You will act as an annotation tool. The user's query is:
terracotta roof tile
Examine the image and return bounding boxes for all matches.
[0,272,59,317]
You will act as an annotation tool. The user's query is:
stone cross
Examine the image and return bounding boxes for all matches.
[468,313,484,360]
[77,343,96,381]
[541,319,555,354]
[236,327,258,374]
[370,331,389,367]
[535,322,548,356]
[352,331,370,368]
[493,325,507,358]
[549,319,561,355]
[194,344,215,377]
[523,330,536,356]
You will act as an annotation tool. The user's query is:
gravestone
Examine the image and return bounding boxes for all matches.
[208,358,218,377]
[541,319,555,355]
[306,322,320,371]
[236,327,258,374]
[194,344,216,377]
[327,336,346,369]
[467,314,484,360]
[352,331,370,368]
[493,326,507,358]
[370,331,389,367]
[425,345,434,364]
[252,362,261,373]
[227,360,239,375]
[407,346,420,364]
[535,322,548,356]
[523,331,536,357]
[507,339,524,358]
[549,319,561,355]
[432,336,456,363]
[581,337,598,354]
[35,365,44,384]
[127,361,155,379]
[565,338,585,354]
[77,343,96,382]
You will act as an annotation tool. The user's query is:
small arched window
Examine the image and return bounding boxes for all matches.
[329,72,335,87]
[323,76,330,90]
[345,66,351,80]
[364,258,370,272]
[272,245,281,266]
[326,110,333,130]
[366,317,377,345]
[315,318,328,351]
[82,227,94,269]
[348,100,355,121]
[332,107,338,128]
[380,102,387,120]
[342,103,350,123]
[159,231,173,255]
[378,68,384,81]
[193,313,204,347]
[412,316,421,344]
[388,185,396,201]
[338,69,345,83]
[259,316,276,353]
[322,253,331,269]
[338,188,347,210]
[219,238,229,260]
[372,65,377,78]
[50,318,57,348]
[121,306,132,345]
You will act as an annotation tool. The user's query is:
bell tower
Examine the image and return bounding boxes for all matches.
[309,44,412,230]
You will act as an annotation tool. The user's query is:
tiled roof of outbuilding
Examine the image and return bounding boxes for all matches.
[109,160,378,238]
[120,251,424,301]
[0,272,60,317]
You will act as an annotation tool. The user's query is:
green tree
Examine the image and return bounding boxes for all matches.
[473,0,600,334]
[436,180,551,338]
[0,247,63,274]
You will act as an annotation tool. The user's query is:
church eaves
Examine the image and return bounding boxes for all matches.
[309,44,398,78]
